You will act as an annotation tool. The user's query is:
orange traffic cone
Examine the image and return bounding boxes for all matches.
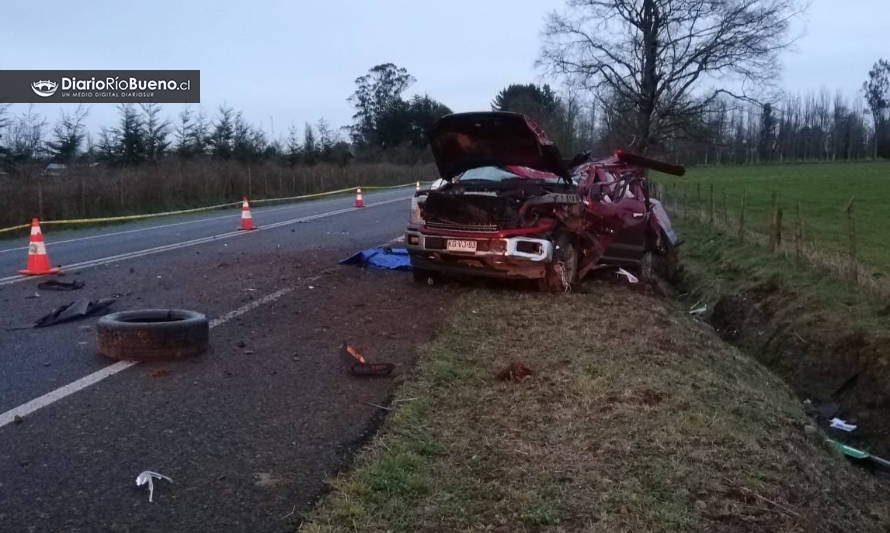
[353,188,365,208]
[18,218,61,275]
[239,197,256,230]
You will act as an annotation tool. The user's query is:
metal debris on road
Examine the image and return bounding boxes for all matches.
[37,279,85,291]
[342,342,396,376]
[33,297,115,328]
[135,471,173,503]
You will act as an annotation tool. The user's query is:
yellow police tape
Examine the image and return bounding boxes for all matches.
[0,181,422,235]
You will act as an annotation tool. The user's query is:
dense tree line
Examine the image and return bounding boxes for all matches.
[0,63,453,175]
[1,52,888,175]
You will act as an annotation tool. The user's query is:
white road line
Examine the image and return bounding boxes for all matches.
[0,195,410,428]
[0,361,138,428]
[0,196,409,287]
[208,286,293,328]
[0,191,396,254]
[0,286,298,429]
[0,215,231,254]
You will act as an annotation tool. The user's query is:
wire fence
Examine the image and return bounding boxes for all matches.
[655,182,890,301]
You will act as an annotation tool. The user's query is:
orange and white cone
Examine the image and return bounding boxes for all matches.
[239,197,256,230]
[415,181,420,192]
[18,218,61,275]
[353,188,365,208]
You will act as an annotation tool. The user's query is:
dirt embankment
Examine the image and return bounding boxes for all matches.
[675,218,890,460]
[703,279,890,456]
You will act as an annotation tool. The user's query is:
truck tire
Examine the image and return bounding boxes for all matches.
[97,309,209,361]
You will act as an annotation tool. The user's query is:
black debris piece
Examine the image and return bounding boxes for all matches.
[37,280,85,291]
[34,298,116,328]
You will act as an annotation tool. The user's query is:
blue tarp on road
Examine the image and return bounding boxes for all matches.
[339,247,412,271]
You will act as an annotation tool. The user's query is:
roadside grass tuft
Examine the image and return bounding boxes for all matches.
[302,285,890,532]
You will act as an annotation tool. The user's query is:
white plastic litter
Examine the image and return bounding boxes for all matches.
[689,301,707,315]
[616,267,639,284]
[136,471,173,502]
[830,417,857,432]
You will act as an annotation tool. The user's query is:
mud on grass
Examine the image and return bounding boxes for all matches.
[302,281,890,532]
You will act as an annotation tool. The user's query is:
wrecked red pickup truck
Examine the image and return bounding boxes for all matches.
[405,111,684,291]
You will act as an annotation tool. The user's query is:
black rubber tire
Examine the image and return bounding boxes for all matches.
[97,309,209,361]
[640,229,681,283]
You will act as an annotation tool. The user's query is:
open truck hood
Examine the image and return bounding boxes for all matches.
[428,112,570,180]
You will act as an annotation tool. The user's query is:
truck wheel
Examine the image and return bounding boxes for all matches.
[641,229,680,283]
[97,309,209,361]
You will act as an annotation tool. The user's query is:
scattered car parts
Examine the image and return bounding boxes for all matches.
[37,279,85,291]
[34,297,115,328]
[97,309,209,361]
[342,341,395,376]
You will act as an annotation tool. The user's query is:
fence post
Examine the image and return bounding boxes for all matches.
[768,191,778,252]
[794,203,803,263]
[722,189,728,225]
[845,196,857,283]
[696,182,702,220]
[738,189,747,242]
[682,187,688,220]
[776,206,783,248]
[708,183,715,225]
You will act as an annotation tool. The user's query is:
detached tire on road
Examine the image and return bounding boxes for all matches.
[97,309,209,361]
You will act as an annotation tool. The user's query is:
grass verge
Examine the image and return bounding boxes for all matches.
[302,282,890,531]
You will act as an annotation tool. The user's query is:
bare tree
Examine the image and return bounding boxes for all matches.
[540,0,804,153]
[6,105,47,163]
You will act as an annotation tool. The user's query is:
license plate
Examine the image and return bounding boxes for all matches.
[446,239,477,252]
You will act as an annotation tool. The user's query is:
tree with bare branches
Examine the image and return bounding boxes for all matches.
[46,105,89,163]
[540,0,803,153]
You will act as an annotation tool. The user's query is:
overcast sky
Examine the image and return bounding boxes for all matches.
[1,0,887,142]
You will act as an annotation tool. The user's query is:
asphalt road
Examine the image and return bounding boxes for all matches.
[0,187,451,532]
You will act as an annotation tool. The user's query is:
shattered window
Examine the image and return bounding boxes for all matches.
[457,166,561,184]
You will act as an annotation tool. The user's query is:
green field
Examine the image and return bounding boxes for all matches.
[655,161,890,275]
